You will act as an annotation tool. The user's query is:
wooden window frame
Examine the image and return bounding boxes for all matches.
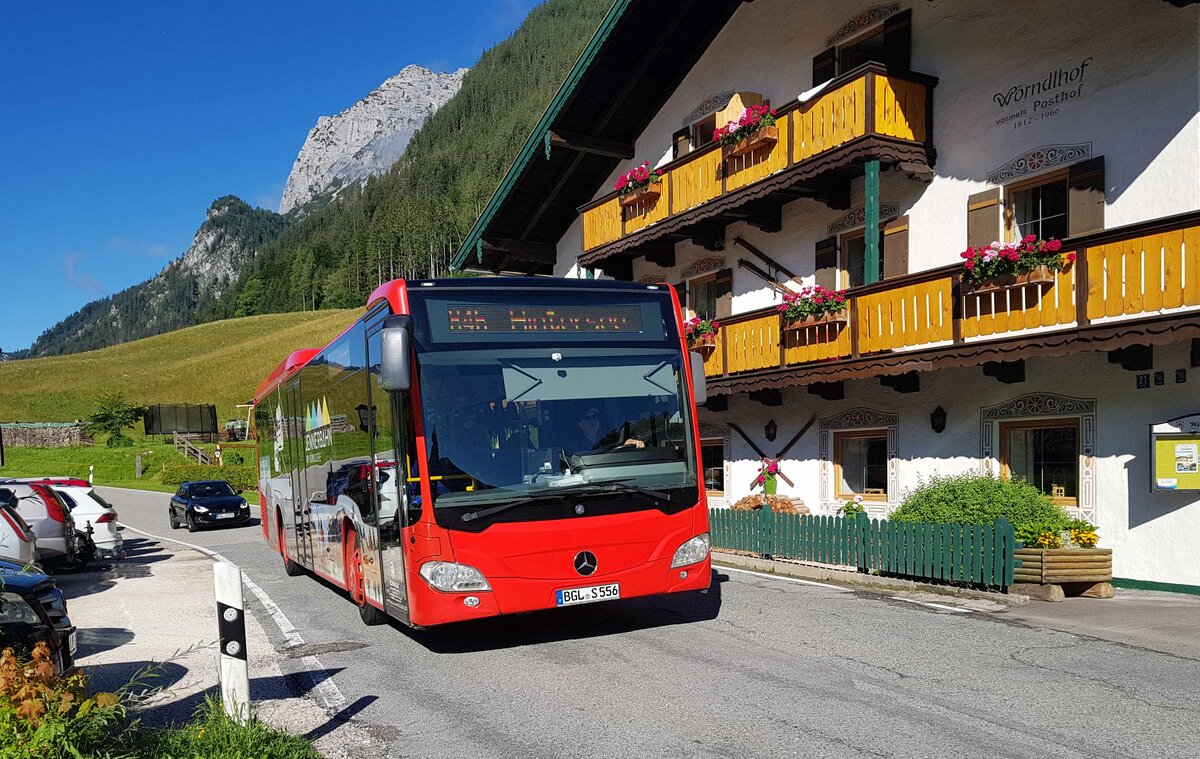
[1003,169,1068,243]
[700,437,725,499]
[999,417,1080,507]
[833,429,889,501]
[687,272,718,320]
[837,225,886,289]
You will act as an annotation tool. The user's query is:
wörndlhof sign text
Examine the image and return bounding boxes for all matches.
[994,57,1093,130]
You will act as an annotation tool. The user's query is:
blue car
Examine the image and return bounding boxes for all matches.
[168,480,251,532]
[0,560,75,673]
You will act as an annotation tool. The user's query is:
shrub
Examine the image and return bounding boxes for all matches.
[162,462,257,491]
[891,474,1091,545]
[0,642,126,758]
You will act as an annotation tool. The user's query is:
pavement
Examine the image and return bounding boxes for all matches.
[59,486,1200,758]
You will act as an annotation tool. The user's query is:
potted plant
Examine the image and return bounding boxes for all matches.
[960,235,1074,293]
[615,162,664,207]
[1013,520,1112,595]
[778,285,848,331]
[837,494,866,518]
[753,459,780,495]
[684,316,719,359]
[715,104,779,158]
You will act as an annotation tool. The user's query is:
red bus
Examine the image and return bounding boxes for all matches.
[253,278,711,627]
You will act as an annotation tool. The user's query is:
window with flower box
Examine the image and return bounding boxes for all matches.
[840,228,886,289]
[1005,171,1069,242]
[688,270,732,321]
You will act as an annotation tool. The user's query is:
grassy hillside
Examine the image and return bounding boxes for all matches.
[0,309,358,423]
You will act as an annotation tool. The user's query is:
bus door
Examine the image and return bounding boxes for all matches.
[285,379,314,567]
[367,320,411,625]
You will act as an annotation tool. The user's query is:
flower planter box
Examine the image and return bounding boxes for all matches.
[967,265,1055,294]
[688,334,717,359]
[782,308,849,332]
[618,184,661,208]
[1014,547,1112,583]
[724,125,779,159]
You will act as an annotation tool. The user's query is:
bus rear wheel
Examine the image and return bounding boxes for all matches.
[343,526,385,626]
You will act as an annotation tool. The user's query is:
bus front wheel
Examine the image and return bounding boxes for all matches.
[344,525,385,626]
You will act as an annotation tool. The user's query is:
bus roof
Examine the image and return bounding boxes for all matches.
[253,347,321,403]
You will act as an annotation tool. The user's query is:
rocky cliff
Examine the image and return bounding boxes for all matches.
[279,65,467,214]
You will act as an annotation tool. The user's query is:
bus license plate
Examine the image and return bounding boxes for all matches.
[556,583,620,607]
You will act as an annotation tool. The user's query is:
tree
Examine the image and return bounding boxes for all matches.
[84,393,148,447]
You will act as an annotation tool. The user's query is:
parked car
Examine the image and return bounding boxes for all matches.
[0,483,80,570]
[0,559,75,673]
[32,479,125,560]
[169,480,251,532]
[0,489,39,568]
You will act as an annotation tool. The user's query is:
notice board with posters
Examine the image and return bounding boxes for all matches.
[1150,413,1200,492]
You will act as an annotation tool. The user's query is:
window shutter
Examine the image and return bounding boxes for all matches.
[815,236,838,290]
[882,216,909,279]
[713,269,733,319]
[881,10,912,72]
[1068,156,1105,237]
[812,48,837,85]
[966,189,1001,248]
[671,281,688,311]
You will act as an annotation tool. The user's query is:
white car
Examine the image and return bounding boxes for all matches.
[0,490,39,568]
[43,481,124,560]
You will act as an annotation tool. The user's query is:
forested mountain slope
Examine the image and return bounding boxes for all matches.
[216,0,610,317]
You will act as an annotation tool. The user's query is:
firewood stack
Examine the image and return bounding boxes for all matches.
[729,494,808,514]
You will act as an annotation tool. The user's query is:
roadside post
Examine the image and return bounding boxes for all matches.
[88,465,94,485]
[214,562,250,723]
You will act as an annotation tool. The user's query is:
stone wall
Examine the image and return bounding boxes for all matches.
[0,423,92,448]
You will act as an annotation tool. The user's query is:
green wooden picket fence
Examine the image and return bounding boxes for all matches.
[708,509,1017,590]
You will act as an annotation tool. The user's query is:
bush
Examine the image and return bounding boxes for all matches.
[161,462,257,491]
[0,642,125,759]
[891,474,1087,545]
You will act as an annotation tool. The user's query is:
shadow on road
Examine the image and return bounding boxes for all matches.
[392,569,727,654]
[54,538,173,599]
[304,695,378,743]
[75,627,136,658]
[128,668,347,728]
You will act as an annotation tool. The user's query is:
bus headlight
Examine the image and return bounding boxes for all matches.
[671,533,710,568]
[419,561,492,592]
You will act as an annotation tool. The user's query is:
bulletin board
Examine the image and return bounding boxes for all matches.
[1150,413,1200,492]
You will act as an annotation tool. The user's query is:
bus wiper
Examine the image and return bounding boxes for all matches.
[460,493,565,523]
[554,481,673,506]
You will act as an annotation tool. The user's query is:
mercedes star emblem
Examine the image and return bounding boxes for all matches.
[574,503,585,515]
[574,551,597,576]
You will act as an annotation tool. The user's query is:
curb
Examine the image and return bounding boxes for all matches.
[712,551,1030,607]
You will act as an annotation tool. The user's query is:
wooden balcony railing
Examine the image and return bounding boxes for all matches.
[701,211,1200,381]
[580,63,936,254]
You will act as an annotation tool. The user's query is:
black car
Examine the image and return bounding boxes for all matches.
[169,480,251,532]
[0,559,76,673]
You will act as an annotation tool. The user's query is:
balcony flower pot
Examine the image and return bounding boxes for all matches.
[968,264,1055,294]
[782,307,849,332]
[725,125,779,159]
[618,184,661,208]
[687,332,717,360]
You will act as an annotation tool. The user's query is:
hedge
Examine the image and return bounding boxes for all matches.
[160,462,257,491]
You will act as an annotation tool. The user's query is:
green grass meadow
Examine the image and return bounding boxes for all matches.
[0,309,357,423]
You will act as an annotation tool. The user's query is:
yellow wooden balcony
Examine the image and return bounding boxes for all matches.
[700,212,1200,388]
[579,63,936,257]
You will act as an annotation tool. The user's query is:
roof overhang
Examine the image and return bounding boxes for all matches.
[451,0,746,275]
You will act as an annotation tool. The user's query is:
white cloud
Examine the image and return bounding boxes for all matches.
[106,236,171,258]
[62,252,106,296]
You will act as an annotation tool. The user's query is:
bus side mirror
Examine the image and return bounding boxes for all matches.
[380,315,413,392]
[690,352,707,406]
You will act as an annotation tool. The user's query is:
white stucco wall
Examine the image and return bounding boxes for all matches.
[703,341,1200,587]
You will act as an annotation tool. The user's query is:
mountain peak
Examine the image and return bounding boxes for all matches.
[278,65,467,214]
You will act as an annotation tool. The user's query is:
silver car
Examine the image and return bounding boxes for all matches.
[0,491,38,568]
[0,484,79,570]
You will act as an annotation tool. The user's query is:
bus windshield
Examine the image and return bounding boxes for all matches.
[417,345,697,513]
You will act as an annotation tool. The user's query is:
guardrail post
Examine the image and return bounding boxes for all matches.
[88,465,94,485]
[214,562,250,724]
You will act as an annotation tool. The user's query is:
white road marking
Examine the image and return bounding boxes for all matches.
[117,522,349,712]
[718,564,852,591]
[890,596,973,614]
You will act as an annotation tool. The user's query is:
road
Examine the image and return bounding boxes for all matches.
[99,487,1200,759]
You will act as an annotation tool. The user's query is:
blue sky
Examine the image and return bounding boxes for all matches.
[0,0,541,351]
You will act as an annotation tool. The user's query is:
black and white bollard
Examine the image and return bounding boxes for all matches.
[214,561,250,723]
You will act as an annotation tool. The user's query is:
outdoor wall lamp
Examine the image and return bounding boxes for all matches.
[930,406,947,434]
[764,419,778,442]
